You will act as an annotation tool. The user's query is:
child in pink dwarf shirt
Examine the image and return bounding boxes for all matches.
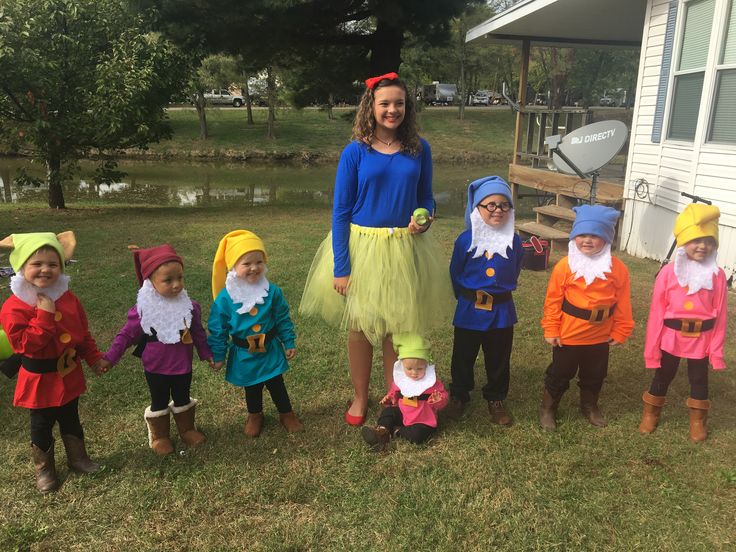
[639,204,727,442]
[361,334,448,451]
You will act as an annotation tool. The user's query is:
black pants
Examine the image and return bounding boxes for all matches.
[377,406,435,444]
[544,342,609,399]
[145,371,192,411]
[244,374,292,414]
[449,326,514,402]
[649,350,709,400]
[30,397,83,451]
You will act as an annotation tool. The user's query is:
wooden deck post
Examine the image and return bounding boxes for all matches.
[511,38,531,207]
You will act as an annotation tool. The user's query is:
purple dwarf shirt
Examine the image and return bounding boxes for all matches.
[104,301,211,375]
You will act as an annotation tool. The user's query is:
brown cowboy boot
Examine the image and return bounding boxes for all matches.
[31,441,60,493]
[279,411,304,433]
[361,425,391,452]
[144,406,175,455]
[170,400,206,448]
[443,397,467,421]
[539,389,561,431]
[61,434,100,473]
[686,397,710,443]
[639,391,666,434]
[488,400,513,426]
[244,412,264,438]
[580,388,607,427]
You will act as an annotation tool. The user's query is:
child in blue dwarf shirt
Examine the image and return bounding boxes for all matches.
[445,176,524,425]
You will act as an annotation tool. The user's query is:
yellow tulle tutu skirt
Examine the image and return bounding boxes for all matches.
[299,224,454,346]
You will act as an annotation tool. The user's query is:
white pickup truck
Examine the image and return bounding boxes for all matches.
[203,89,244,107]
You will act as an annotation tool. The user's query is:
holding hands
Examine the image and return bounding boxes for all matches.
[90,358,110,375]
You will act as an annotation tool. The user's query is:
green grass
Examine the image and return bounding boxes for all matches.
[136,107,516,164]
[1,204,735,551]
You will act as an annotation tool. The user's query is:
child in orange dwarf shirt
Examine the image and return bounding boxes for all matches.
[539,205,634,431]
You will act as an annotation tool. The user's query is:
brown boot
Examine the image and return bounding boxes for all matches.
[170,400,206,448]
[639,391,666,434]
[488,400,513,426]
[539,389,561,431]
[580,388,607,427]
[361,425,391,452]
[279,411,304,433]
[244,412,264,438]
[686,397,710,442]
[443,397,467,421]
[144,406,174,455]
[61,434,100,473]
[31,441,60,493]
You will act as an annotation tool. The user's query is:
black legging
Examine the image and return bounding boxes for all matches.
[377,406,435,444]
[30,397,83,451]
[244,374,293,414]
[145,371,192,411]
[649,350,709,400]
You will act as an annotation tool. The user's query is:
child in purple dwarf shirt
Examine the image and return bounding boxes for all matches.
[100,244,213,455]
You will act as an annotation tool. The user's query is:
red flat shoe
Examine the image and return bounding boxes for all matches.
[344,403,366,426]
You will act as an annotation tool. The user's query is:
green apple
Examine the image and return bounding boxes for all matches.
[413,207,430,226]
[0,329,13,361]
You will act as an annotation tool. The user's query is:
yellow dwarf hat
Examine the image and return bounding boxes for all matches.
[673,204,720,247]
[0,231,76,272]
[212,230,267,298]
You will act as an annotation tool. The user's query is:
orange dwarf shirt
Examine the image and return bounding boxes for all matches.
[541,256,634,346]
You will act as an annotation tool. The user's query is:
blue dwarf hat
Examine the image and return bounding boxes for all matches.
[570,204,620,244]
[464,176,513,228]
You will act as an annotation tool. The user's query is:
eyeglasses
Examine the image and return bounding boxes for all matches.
[477,201,512,213]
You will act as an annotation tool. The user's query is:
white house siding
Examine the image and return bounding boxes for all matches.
[622,0,736,284]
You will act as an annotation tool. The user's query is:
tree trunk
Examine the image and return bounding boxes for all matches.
[458,55,466,121]
[243,76,254,125]
[194,90,208,139]
[1,165,11,203]
[266,66,276,140]
[46,153,65,209]
[369,19,403,73]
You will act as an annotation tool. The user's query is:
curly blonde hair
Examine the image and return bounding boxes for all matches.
[351,78,422,156]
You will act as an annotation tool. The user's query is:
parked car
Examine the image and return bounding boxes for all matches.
[204,89,244,107]
[599,96,616,107]
[469,91,491,106]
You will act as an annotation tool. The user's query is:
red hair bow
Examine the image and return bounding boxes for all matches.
[365,72,399,89]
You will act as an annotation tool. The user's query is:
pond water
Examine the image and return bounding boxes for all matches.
[0,158,542,218]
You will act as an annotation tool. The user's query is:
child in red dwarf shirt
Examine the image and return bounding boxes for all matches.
[0,232,106,493]
[539,205,634,431]
[361,334,448,451]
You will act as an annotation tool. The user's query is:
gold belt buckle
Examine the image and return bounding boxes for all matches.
[680,319,702,338]
[57,348,77,378]
[402,396,419,408]
[246,334,267,353]
[475,290,494,311]
[588,306,610,324]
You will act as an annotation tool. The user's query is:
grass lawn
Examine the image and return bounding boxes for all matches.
[1,203,735,551]
[139,107,516,164]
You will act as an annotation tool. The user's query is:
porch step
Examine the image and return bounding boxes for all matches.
[533,204,576,222]
[516,221,570,242]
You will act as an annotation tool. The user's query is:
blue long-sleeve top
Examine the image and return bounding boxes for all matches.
[449,231,524,330]
[332,139,434,277]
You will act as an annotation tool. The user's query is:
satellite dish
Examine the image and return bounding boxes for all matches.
[550,120,628,175]
[545,120,628,204]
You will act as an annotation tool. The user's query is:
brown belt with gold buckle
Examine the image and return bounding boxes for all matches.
[562,298,616,324]
[232,328,278,353]
[458,287,512,312]
[664,318,715,338]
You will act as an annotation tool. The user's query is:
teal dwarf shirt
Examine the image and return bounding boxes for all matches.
[207,283,296,387]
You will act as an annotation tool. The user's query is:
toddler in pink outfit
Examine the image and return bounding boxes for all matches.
[361,334,448,451]
[639,204,727,442]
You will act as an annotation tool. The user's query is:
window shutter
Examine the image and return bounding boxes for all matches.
[653,0,680,143]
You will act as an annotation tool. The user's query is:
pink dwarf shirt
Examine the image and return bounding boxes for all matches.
[644,263,727,369]
[385,379,449,428]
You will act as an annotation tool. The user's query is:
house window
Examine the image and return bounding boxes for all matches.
[668,0,715,141]
[707,1,736,143]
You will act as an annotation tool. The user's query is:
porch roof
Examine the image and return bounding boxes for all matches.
[466,0,646,47]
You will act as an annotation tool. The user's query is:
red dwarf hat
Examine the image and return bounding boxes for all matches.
[132,244,183,286]
[365,72,399,89]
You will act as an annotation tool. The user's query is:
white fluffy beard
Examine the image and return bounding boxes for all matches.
[225,269,270,314]
[136,279,193,344]
[673,247,719,295]
[468,208,516,259]
[10,270,71,307]
[567,240,612,286]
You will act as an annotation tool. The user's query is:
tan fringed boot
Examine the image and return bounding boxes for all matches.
[244,412,264,438]
[144,406,175,455]
[279,411,304,433]
[639,391,666,434]
[686,397,710,443]
[170,400,206,448]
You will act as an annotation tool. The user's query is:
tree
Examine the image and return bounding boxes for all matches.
[0,0,184,208]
